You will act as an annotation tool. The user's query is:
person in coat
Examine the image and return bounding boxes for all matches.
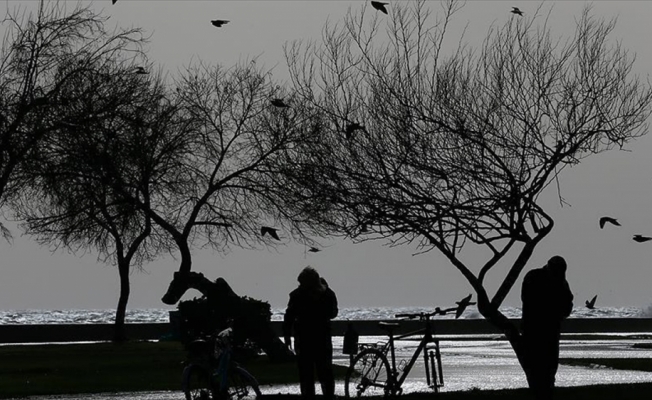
[283,266,338,400]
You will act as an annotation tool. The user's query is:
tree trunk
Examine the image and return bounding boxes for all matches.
[114,259,130,342]
[479,299,547,396]
[177,240,192,274]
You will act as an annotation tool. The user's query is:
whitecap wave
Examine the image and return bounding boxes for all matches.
[1,305,647,325]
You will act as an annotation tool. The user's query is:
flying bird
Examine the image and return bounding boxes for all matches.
[599,216,621,229]
[345,122,365,139]
[371,1,388,15]
[434,306,457,316]
[261,226,280,241]
[134,66,148,75]
[585,295,597,310]
[211,20,230,28]
[511,7,524,16]
[308,247,321,253]
[271,98,289,108]
[633,234,652,243]
[455,294,476,319]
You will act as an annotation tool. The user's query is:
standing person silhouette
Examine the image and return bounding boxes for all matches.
[283,266,339,400]
[520,255,574,400]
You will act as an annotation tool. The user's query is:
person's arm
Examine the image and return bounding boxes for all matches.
[282,293,296,349]
[559,280,574,319]
[329,288,339,319]
[320,278,338,319]
[521,271,534,309]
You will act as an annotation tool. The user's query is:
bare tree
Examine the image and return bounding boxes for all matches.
[14,62,185,341]
[0,0,146,239]
[2,0,166,340]
[282,0,652,385]
[119,60,330,283]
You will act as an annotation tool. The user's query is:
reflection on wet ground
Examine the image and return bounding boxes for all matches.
[21,336,652,399]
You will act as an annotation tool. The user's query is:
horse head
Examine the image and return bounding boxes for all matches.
[162,271,205,305]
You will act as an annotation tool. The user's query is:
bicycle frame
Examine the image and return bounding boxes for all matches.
[374,316,444,391]
[182,327,261,400]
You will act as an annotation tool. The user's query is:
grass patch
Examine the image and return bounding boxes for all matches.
[0,341,347,398]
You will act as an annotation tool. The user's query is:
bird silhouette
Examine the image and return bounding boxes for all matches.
[585,295,597,310]
[211,20,230,28]
[633,234,652,243]
[345,122,365,139]
[308,247,321,253]
[455,294,476,319]
[271,98,289,108]
[134,67,148,75]
[261,226,280,240]
[511,7,524,16]
[435,306,457,316]
[371,1,388,15]
[599,216,620,229]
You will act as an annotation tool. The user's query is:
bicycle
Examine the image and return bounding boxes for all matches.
[344,309,449,398]
[182,327,262,400]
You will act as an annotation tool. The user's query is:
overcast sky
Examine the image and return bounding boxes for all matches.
[2,1,652,313]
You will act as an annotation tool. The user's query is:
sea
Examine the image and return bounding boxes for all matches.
[1,305,651,325]
[4,305,652,398]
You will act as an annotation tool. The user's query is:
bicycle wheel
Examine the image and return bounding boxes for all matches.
[226,366,262,400]
[183,365,214,400]
[345,348,393,398]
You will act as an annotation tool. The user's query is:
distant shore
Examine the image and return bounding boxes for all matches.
[2,318,652,344]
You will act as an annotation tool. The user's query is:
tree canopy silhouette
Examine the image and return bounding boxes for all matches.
[281,0,652,387]
[6,0,168,341]
[0,0,147,240]
[71,59,333,294]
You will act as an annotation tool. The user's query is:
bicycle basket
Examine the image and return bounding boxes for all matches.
[186,339,212,363]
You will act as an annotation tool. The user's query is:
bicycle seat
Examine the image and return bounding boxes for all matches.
[378,321,400,332]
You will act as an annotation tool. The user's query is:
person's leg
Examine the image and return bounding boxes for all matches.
[296,340,316,400]
[533,338,558,400]
[314,336,335,400]
[521,334,553,400]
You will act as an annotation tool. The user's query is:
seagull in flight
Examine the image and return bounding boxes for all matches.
[345,122,365,139]
[599,216,621,229]
[511,7,524,16]
[434,306,458,316]
[211,20,230,28]
[371,1,388,15]
[261,226,280,241]
[455,294,476,319]
[585,295,597,310]
[633,234,652,243]
[271,98,289,108]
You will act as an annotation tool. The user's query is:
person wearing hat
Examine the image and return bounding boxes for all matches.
[283,266,339,400]
[520,255,574,400]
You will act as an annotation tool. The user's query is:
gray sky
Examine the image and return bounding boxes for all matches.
[2,1,652,312]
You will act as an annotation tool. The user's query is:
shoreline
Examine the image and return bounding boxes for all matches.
[2,318,652,344]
